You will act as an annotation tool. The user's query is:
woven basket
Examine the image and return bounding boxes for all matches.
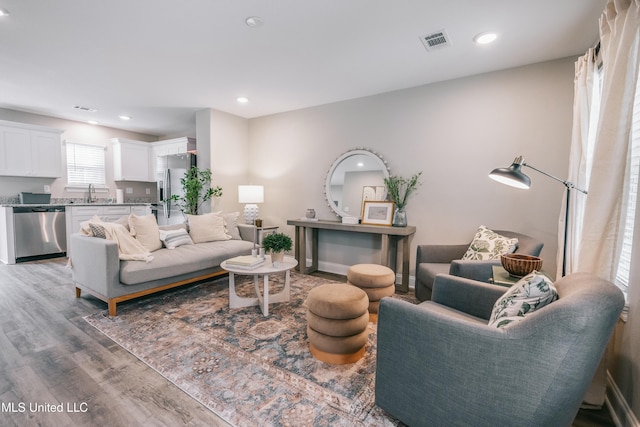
[500,253,543,277]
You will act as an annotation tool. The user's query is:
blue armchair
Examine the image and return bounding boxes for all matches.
[375,273,624,427]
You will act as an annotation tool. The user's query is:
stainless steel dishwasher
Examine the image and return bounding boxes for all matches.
[13,206,66,262]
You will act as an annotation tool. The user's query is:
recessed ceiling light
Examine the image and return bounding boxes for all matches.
[88,120,99,125]
[237,97,249,104]
[474,32,498,45]
[245,16,263,28]
[119,115,131,121]
[0,9,10,17]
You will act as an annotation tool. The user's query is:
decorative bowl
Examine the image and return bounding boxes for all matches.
[500,253,543,277]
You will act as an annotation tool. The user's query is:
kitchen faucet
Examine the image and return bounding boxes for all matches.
[87,183,96,203]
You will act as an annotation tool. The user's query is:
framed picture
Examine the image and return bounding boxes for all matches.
[361,185,387,215]
[361,201,394,226]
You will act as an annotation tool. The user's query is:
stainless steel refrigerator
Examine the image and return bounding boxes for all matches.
[156,153,196,225]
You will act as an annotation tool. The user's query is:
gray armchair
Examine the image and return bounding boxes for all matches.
[415,229,543,301]
[375,273,625,427]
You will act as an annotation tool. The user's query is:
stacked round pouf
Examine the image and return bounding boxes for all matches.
[347,264,396,322]
[306,283,370,365]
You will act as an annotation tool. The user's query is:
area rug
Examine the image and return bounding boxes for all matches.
[84,272,413,426]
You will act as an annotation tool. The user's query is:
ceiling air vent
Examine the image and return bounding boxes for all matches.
[73,105,97,112]
[420,29,451,52]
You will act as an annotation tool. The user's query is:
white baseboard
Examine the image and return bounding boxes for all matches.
[607,371,639,427]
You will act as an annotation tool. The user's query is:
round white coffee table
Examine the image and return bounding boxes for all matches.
[221,255,298,316]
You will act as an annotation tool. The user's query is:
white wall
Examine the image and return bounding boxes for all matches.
[248,57,575,277]
[197,108,251,214]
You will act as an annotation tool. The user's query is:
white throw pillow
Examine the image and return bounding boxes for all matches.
[128,213,162,252]
[461,225,518,261]
[488,271,558,328]
[187,213,231,244]
[159,228,194,249]
[220,211,242,240]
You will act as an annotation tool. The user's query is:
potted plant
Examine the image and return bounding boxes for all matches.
[169,167,223,216]
[384,171,423,226]
[261,233,293,266]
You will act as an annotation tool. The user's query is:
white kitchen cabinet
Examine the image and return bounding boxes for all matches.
[0,207,15,264]
[151,137,194,158]
[101,205,132,222]
[150,137,195,183]
[112,138,153,182]
[0,121,63,178]
[131,205,151,216]
[31,130,63,177]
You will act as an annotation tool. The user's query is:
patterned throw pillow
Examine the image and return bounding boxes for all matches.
[488,271,558,328]
[159,228,194,249]
[88,223,107,239]
[461,225,518,261]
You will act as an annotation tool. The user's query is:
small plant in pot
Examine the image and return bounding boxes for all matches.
[261,233,293,267]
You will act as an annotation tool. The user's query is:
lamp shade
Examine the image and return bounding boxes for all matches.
[488,157,531,189]
[238,185,264,204]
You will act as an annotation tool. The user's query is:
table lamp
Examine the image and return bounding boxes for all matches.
[238,185,264,224]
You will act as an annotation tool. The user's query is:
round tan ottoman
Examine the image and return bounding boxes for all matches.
[347,264,396,322]
[306,283,369,364]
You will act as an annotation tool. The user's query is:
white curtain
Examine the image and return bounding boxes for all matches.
[575,0,640,408]
[578,0,640,280]
[558,48,598,278]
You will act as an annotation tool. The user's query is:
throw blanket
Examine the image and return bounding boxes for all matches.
[81,215,154,262]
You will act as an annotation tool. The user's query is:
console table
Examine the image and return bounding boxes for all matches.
[287,219,416,292]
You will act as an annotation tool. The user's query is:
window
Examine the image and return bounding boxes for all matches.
[613,67,640,302]
[66,141,106,187]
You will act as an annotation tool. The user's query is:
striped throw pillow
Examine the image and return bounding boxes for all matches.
[159,228,194,249]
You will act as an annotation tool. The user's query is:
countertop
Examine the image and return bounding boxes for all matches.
[0,203,152,208]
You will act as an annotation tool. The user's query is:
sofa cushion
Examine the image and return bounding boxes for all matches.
[128,213,162,252]
[113,215,130,231]
[461,225,518,261]
[488,271,558,328]
[159,228,194,249]
[187,213,232,244]
[217,211,242,240]
[119,239,254,285]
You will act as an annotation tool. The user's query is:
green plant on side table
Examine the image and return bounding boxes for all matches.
[169,167,223,216]
[261,233,293,267]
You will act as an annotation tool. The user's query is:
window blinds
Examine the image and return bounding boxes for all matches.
[613,65,640,299]
[66,142,106,186]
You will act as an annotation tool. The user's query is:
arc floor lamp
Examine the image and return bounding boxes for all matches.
[489,156,588,277]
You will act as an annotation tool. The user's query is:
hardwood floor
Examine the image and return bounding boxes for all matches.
[0,258,230,426]
[0,259,615,426]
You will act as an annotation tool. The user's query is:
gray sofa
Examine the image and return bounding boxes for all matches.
[71,223,255,316]
[415,230,544,301]
[375,273,625,427]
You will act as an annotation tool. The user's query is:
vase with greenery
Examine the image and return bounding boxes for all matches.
[384,171,423,227]
[261,233,293,266]
[169,167,223,216]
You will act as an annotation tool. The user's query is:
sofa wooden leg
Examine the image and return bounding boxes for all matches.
[108,301,117,317]
[75,287,82,298]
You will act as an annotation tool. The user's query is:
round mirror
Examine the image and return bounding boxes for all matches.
[324,148,390,219]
